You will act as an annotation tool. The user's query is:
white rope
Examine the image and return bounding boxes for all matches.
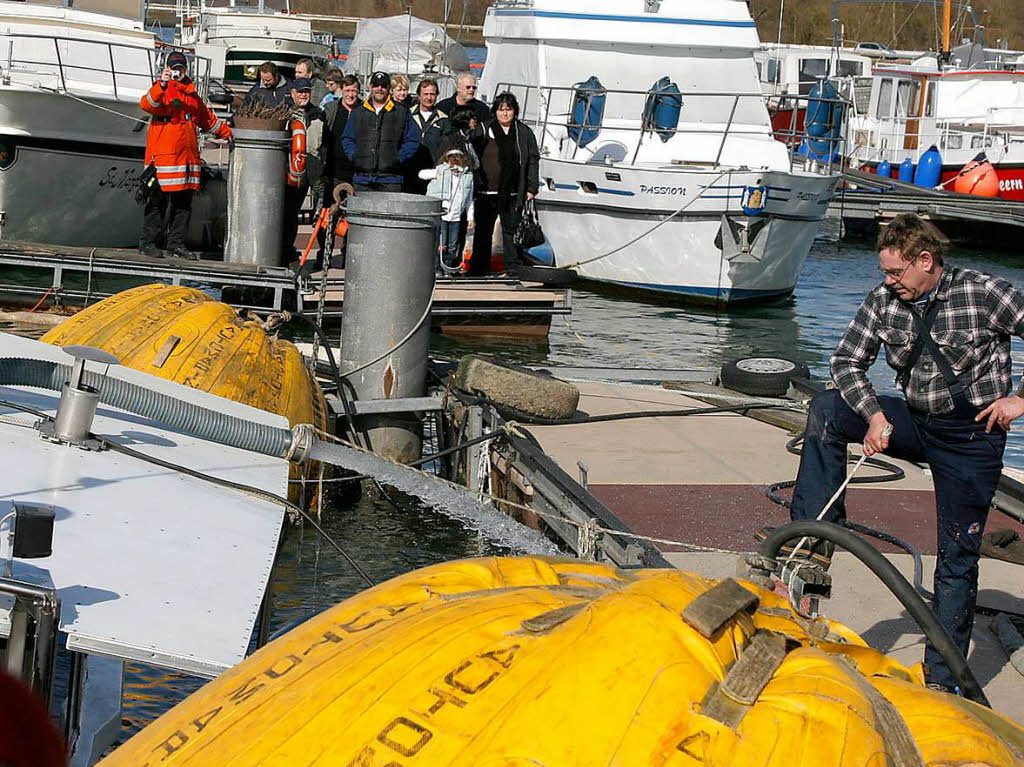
[30,82,151,125]
[537,170,730,271]
[475,436,492,502]
[784,423,893,563]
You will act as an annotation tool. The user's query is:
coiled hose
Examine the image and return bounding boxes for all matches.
[759,520,990,707]
[0,357,297,459]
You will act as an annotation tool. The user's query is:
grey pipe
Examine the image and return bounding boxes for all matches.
[224,128,290,267]
[0,358,305,460]
[340,192,440,463]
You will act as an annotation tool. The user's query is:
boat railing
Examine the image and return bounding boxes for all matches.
[846,110,1024,165]
[0,33,212,102]
[495,81,849,173]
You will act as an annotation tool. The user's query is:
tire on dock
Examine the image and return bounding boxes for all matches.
[454,354,580,420]
[719,356,810,397]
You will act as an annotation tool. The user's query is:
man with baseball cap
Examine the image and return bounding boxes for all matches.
[282,77,326,262]
[138,50,231,259]
[341,71,420,191]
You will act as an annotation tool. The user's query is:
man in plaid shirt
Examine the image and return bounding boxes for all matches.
[790,213,1024,694]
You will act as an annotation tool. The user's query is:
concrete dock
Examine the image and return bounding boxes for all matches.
[528,378,1024,719]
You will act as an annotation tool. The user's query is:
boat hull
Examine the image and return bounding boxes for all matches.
[0,87,226,248]
[535,160,836,303]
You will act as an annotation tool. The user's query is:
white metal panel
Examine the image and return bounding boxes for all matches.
[0,332,289,678]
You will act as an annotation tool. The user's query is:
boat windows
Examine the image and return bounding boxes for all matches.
[797,58,827,95]
[836,59,866,78]
[877,78,894,118]
[765,58,779,83]
[924,83,935,117]
[643,77,683,143]
[853,78,872,114]
[568,76,606,148]
[895,81,912,117]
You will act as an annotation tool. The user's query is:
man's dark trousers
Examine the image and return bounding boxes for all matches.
[354,180,401,192]
[141,187,193,250]
[791,388,1005,690]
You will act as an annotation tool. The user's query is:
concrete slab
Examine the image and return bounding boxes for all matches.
[530,380,1024,555]
[664,550,1024,724]
[531,381,934,490]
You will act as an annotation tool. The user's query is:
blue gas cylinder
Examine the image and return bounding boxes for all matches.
[913,145,942,187]
[898,157,915,183]
[876,160,891,178]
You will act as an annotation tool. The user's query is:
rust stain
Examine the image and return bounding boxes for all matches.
[382,363,395,399]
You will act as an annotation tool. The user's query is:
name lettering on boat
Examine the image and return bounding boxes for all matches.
[98,166,144,191]
[640,185,687,195]
[999,178,1023,192]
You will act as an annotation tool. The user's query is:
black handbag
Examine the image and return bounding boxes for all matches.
[135,163,158,204]
[512,198,545,250]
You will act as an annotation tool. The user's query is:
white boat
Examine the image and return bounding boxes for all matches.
[0,0,223,247]
[175,0,330,93]
[478,0,839,304]
[839,55,1024,201]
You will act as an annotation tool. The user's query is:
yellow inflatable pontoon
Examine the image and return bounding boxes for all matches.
[99,557,1024,766]
[41,284,328,503]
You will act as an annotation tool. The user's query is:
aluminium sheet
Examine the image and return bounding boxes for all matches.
[0,332,289,678]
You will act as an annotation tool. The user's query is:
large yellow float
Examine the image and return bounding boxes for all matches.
[41,284,328,503]
[98,557,1024,766]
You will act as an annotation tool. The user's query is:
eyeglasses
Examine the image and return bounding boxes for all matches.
[462,85,477,90]
[878,255,919,281]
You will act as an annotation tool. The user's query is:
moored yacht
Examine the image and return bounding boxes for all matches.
[479,0,839,304]
[175,0,330,93]
[0,0,217,247]
[839,57,1024,200]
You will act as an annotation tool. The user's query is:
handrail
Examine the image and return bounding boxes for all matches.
[497,80,849,172]
[0,31,213,99]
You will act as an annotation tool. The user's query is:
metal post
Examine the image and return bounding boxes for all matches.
[53,38,65,93]
[715,94,740,167]
[405,6,413,79]
[224,128,289,267]
[108,43,118,100]
[339,192,440,463]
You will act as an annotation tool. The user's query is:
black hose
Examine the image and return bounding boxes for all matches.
[0,357,294,458]
[764,431,933,597]
[759,520,989,707]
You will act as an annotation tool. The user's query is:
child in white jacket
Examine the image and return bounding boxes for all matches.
[424,149,474,274]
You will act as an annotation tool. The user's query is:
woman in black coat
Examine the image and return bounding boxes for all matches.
[468,92,540,277]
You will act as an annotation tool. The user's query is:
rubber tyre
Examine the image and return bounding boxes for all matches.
[719,357,810,398]
[455,355,580,420]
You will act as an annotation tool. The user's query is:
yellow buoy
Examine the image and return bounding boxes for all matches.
[97,557,1024,766]
[41,284,328,504]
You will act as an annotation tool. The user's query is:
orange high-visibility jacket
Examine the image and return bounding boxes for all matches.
[139,79,231,192]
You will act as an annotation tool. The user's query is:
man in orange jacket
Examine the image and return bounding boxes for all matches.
[138,50,231,259]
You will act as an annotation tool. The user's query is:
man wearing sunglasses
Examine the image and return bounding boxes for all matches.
[784,213,1024,695]
[437,73,490,128]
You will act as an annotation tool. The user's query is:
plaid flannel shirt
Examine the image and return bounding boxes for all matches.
[831,266,1024,419]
